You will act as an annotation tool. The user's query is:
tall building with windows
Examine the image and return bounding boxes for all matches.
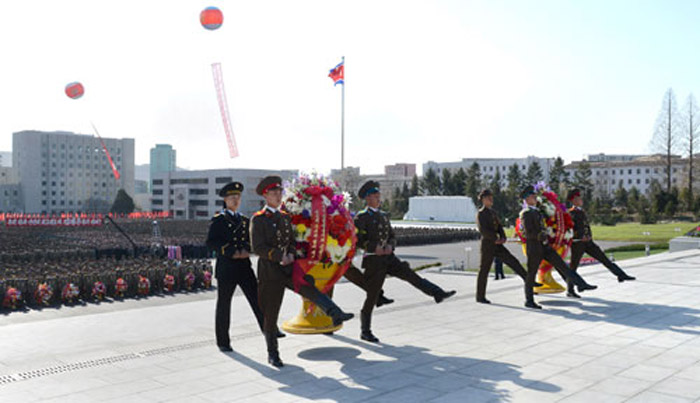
[150,144,176,182]
[151,168,297,219]
[13,130,135,214]
[423,156,555,185]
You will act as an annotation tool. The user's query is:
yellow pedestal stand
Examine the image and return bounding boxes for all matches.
[522,244,566,294]
[282,262,343,334]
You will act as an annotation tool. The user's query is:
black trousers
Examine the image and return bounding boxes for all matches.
[567,240,624,291]
[526,243,588,301]
[257,264,323,333]
[478,243,529,301]
[215,270,264,346]
[360,254,423,316]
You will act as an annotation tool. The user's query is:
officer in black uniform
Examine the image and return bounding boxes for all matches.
[251,175,354,367]
[565,188,635,298]
[206,181,282,353]
[520,185,597,309]
[354,180,456,343]
[476,188,540,304]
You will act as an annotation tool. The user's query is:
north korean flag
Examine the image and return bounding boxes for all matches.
[328,61,344,86]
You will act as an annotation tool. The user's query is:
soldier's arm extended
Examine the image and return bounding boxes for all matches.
[250,215,284,262]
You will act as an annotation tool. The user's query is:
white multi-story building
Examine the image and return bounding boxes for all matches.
[564,155,687,196]
[0,151,11,167]
[151,168,298,220]
[423,156,555,184]
[13,130,135,214]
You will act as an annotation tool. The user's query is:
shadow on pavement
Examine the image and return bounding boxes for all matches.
[533,296,700,335]
[226,334,560,402]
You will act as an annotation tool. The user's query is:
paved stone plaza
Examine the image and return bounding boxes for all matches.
[2,247,700,402]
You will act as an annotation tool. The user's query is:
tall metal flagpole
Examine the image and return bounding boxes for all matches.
[341,56,345,170]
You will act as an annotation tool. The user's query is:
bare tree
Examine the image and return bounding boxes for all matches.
[682,94,700,203]
[650,88,681,192]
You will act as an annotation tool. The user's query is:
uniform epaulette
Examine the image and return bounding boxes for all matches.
[280,210,289,215]
[213,212,223,218]
[253,209,267,217]
[356,208,369,216]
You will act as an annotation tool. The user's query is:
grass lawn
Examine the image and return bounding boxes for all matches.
[506,221,698,243]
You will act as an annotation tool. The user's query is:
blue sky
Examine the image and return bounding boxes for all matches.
[1,0,699,175]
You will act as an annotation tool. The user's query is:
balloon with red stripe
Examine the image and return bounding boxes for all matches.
[65,82,84,99]
[200,7,223,30]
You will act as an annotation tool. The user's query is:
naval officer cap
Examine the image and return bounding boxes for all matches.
[520,185,536,199]
[358,180,381,199]
[256,175,283,196]
[219,181,244,197]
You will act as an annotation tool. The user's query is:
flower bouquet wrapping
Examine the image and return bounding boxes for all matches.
[62,283,80,303]
[115,278,128,298]
[35,283,53,306]
[3,287,22,309]
[91,281,107,301]
[280,173,357,333]
[514,182,573,293]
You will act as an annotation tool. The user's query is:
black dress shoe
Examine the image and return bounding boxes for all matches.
[476,298,491,304]
[566,291,581,298]
[276,330,286,338]
[525,301,542,309]
[376,294,395,307]
[435,290,457,303]
[577,283,597,293]
[361,331,380,343]
[268,354,284,367]
[218,345,233,352]
[618,274,636,282]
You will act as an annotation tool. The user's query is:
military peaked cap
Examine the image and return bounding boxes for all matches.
[358,180,380,199]
[567,188,582,201]
[256,175,283,196]
[478,188,493,200]
[219,181,244,197]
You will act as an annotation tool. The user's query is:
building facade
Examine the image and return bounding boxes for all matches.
[151,168,298,220]
[564,155,687,196]
[150,144,176,183]
[423,156,555,185]
[0,151,11,167]
[13,130,135,214]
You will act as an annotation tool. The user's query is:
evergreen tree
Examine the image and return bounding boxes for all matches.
[410,174,420,196]
[505,163,525,223]
[524,161,544,185]
[549,157,568,198]
[627,186,641,214]
[489,171,509,224]
[421,168,442,195]
[452,167,467,196]
[442,169,455,195]
[110,189,135,214]
[465,162,482,204]
[613,184,628,208]
[572,161,594,205]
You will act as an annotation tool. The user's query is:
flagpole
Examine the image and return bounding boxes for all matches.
[341,56,345,171]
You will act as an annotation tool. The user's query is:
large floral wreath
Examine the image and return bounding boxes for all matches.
[282,173,357,294]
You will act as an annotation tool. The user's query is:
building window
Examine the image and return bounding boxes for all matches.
[646,179,650,184]
[152,199,163,205]
[189,188,209,195]
[645,168,649,174]
[153,189,163,195]
[189,200,209,206]
[628,179,632,184]
[637,179,640,184]
[215,177,233,184]
[152,179,163,186]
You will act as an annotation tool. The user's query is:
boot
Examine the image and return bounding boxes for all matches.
[264,332,283,367]
[360,312,379,343]
[525,300,542,309]
[418,279,456,303]
[276,328,286,338]
[566,278,580,298]
[313,293,354,326]
[617,272,636,282]
[376,290,394,307]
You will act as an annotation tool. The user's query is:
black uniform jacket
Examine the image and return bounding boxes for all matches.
[250,208,295,275]
[569,207,592,240]
[206,210,252,281]
[354,208,396,253]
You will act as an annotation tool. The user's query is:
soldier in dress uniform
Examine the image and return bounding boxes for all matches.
[520,185,597,309]
[251,175,354,367]
[476,189,541,304]
[565,189,635,298]
[354,180,456,343]
[207,181,284,352]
